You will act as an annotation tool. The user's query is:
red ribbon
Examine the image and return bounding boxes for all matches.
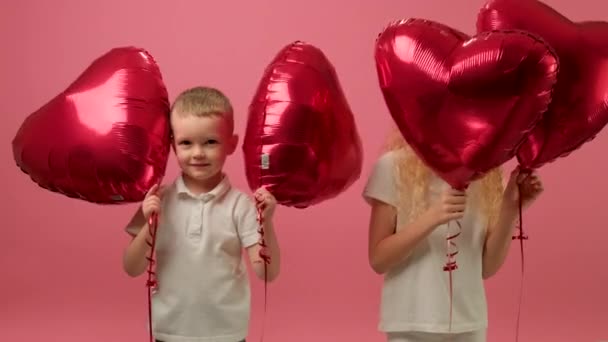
[512,182,527,342]
[256,198,270,342]
[444,220,462,332]
[146,213,159,342]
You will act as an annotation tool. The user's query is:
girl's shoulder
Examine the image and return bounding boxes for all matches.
[365,150,398,183]
[375,149,401,168]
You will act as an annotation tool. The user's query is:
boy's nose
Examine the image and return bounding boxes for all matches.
[192,147,205,159]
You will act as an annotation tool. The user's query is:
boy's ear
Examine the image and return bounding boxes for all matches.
[228,134,239,155]
[170,133,176,152]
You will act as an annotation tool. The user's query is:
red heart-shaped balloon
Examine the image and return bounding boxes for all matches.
[12,47,171,204]
[243,41,363,208]
[478,0,608,169]
[375,18,558,189]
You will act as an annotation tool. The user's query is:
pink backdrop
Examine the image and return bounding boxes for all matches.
[2,0,607,341]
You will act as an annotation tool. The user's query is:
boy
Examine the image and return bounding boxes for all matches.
[123,86,281,342]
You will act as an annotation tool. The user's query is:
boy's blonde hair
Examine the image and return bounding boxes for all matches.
[171,86,234,132]
[384,126,504,227]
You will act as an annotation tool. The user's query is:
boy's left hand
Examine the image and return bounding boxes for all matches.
[503,166,544,210]
[254,187,277,220]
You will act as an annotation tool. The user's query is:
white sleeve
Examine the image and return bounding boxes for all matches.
[234,193,261,248]
[362,151,398,207]
[124,206,146,237]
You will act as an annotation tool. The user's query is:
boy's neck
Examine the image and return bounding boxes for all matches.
[182,171,224,195]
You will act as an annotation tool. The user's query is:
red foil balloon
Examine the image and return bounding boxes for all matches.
[243,41,363,208]
[478,0,608,169]
[375,18,558,190]
[12,47,171,204]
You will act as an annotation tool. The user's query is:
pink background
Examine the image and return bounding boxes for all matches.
[2,0,607,341]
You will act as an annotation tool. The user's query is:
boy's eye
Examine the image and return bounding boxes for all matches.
[206,139,219,145]
[178,140,191,146]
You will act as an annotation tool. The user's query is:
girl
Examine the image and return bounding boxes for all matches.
[363,129,544,342]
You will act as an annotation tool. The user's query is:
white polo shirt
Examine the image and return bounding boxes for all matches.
[363,151,488,334]
[125,174,260,342]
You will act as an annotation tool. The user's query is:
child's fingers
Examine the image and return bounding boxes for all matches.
[445,196,466,205]
[256,187,271,199]
[516,173,528,184]
[509,166,521,180]
[146,184,159,197]
[448,212,465,220]
[515,167,536,184]
[255,195,266,206]
[446,204,466,213]
[157,185,167,197]
[447,188,466,196]
[523,175,541,190]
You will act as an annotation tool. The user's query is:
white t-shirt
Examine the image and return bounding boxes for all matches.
[125,174,260,342]
[363,150,488,334]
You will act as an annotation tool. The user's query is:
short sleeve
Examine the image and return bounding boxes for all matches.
[234,193,261,248]
[362,151,398,207]
[124,206,146,237]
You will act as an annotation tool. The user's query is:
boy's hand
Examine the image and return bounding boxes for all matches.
[254,187,277,221]
[142,184,164,220]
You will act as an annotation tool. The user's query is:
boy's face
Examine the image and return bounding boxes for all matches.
[170,112,237,185]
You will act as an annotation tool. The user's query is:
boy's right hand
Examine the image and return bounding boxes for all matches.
[142,184,163,220]
[425,188,467,226]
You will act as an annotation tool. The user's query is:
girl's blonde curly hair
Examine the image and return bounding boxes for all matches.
[384,127,504,227]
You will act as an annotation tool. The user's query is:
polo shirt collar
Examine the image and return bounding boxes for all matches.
[175,173,231,201]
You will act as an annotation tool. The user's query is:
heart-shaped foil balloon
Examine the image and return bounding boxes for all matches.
[243,41,363,208]
[375,18,558,189]
[12,46,171,204]
[478,0,608,169]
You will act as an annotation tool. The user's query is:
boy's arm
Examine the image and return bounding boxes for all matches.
[246,219,280,282]
[123,221,153,277]
[122,207,153,277]
[236,191,281,282]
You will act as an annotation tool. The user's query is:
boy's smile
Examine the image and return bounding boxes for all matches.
[171,113,237,194]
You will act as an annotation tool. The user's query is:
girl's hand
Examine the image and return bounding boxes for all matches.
[425,188,467,226]
[503,166,544,210]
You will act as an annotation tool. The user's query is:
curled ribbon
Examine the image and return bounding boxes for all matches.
[444,220,462,332]
[256,198,270,342]
[512,181,527,342]
[146,212,159,342]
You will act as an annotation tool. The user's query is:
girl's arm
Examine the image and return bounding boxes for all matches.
[368,188,466,275]
[481,203,518,279]
[368,199,439,274]
[482,167,543,279]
